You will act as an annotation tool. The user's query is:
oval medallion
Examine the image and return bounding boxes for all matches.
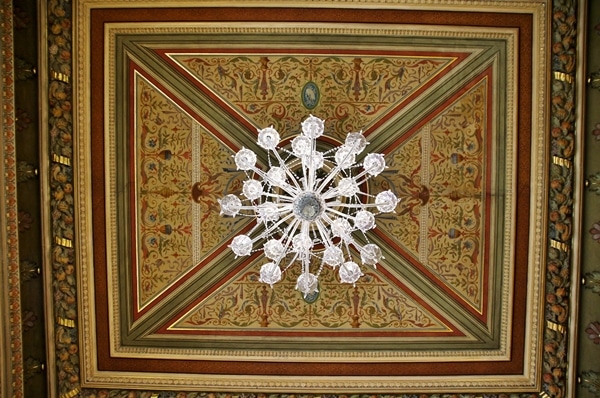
[301,81,319,110]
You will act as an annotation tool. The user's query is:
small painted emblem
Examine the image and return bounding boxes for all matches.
[302,81,319,110]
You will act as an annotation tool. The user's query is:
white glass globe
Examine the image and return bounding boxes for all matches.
[345,131,367,153]
[335,145,356,169]
[296,272,319,296]
[230,235,253,257]
[242,179,263,200]
[354,210,375,232]
[267,166,286,187]
[234,148,256,171]
[257,202,279,222]
[337,177,359,197]
[257,126,280,150]
[363,153,386,176]
[292,233,313,252]
[304,151,324,169]
[218,194,242,216]
[263,239,285,260]
[301,114,325,139]
[339,261,363,285]
[259,262,282,287]
[291,136,312,157]
[323,246,344,267]
[361,243,382,266]
[375,190,399,213]
[331,218,352,240]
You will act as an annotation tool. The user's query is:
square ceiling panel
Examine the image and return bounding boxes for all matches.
[73,0,551,394]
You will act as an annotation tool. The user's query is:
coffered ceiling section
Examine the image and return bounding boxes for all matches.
[75,1,549,393]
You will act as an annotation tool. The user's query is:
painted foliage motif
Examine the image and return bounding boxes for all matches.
[171,53,458,139]
[132,51,487,330]
[135,74,246,308]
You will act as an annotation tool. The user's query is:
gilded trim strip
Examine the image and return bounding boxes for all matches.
[550,239,570,253]
[547,320,566,334]
[54,237,73,248]
[52,153,72,166]
[552,155,572,168]
[59,387,80,398]
[553,71,574,84]
[56,317,76,328]
[51,69,70,84]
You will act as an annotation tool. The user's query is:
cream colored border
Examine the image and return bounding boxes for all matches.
[74,0,549,393]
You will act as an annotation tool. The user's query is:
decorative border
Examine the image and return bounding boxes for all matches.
[542,0,579,396]
[40,0,581,396]
[0,1,24,397]
[46,1,80,398]
[102,23,516,364]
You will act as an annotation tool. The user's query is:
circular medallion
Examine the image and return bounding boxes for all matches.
[301,81,320,110]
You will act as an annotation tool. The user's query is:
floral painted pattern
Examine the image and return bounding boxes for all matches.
[177,260,449,331]
[374,77,488,312]
[585,321,600,344]
[173,53,458,141]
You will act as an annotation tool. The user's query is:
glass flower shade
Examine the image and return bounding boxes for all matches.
[218,115,400,297]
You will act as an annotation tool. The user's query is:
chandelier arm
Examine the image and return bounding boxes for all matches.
[300,160,309,191]
[257,211,295,240]
[350,168,373,182]
[314,162,345,196]
[306,140,317,191]
[314,139,361,195]
[262,192,294,202]
[352,175,372,188]
[302,255,310,277]
[320,186,342,201]
[283,253,298,271]
[323,206,357,221]
[252,166,301,197]
[270,148,304,192]
[343,236,357,260]
[282,217,301,246]
[328,201,380,210]
[314,218,334,248]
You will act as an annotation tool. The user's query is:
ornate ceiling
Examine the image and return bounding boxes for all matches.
[0,0,577,396]
[70,2,549,392]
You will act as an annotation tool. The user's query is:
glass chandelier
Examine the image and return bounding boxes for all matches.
[218,115,400,297]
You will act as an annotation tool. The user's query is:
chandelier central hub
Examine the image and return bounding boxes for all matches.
[293,192,324,222]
